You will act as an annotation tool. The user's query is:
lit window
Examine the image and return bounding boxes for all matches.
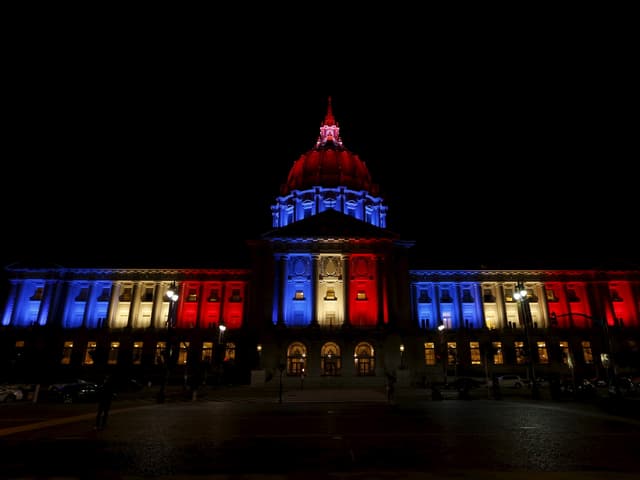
[470,341,481,365]
[424,342,436,366]
[178,342,190,365]
[294,290,305,300]
[224,342,236,362]
[108,341,120,365]
[208,289,220,302]
[356,291,367,301]
[582,341,593,364]
[202,342,214,363]
[504,288,514,302]
[83,341,97,365]
[155,342,166,365]
[447,342,457,365]
[514,341,526,365]
[61,341,74,365]
[132,342,143,365]
[492,341,503,365]
[325,289,337,301]
[537,341,549,364]
[559,341,569,365]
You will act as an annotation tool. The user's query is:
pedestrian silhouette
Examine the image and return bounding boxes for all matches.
[386,370,397,403]
[95,375,114,430]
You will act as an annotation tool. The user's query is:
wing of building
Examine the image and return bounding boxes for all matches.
[2,97,639,390]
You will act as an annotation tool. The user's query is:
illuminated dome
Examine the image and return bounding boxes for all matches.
[281,97,378,196]
[271,97,387,229]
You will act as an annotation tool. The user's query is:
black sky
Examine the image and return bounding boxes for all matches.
[3,15,638,274]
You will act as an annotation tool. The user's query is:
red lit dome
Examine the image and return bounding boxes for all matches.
[280,97,378,196]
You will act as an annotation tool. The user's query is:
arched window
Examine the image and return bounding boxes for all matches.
[353,342,375,376]
[287,342,307,375]
[320,342,341,376]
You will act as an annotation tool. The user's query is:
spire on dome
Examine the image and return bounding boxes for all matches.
[316,96,343,148]
[324,96,336,126]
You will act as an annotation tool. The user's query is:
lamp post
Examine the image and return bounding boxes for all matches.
[514,281,539,399]
[157,281,179,403]
[399,344,405,370]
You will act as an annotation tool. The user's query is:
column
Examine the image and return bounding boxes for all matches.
[342,254,350,328]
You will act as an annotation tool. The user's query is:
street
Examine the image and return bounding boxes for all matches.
[1,386,639,479]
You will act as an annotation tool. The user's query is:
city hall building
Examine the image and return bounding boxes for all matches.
[2,99,639,390]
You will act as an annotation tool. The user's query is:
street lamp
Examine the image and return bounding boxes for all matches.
[157,281,179,403]
[514,281,540,399]
[218,323,227,344]
[399,344,405,370]
[256,344,262,369]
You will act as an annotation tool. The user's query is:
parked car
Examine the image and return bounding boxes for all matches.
[494,375,527,389]
[0,385,24,403]
[48,379,100,403]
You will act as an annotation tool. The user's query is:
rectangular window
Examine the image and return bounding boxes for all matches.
[83,341,97,365]
[440,289,452,303]
[483,289,496,302]
[356,291,367,300]
[418,290,431,303]
[447,342,457,365]
[559,341,569,365]
[224,342,236,362]
[424,342,436,366]
[582,341,593,364]
[132,341,143,365]
[515,341,526,365]
[294,290,305,300]
[202,342,214,363]
[611,290,623,302]
[119,287,133,302]
[108,341,120,365]
[546,289,558,302]
[97,288,111,302]
[30,287,44,301]
[141,288,154,302]
[75,288,89,302]
[537,341,549,364]
[470,341,481,365]
[230,289,242,302]
[155,341,166,365]
[208,289,220,302]
[492,341,503,365]
[504,288,515,302]
[178,341,190,365]
[324,289,337,301]
[462,290,474,303]
[61,341,73,365]
[567,289,580,302]
[187,288,198,302]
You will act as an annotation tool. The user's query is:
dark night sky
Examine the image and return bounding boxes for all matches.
[3,15,638,275]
